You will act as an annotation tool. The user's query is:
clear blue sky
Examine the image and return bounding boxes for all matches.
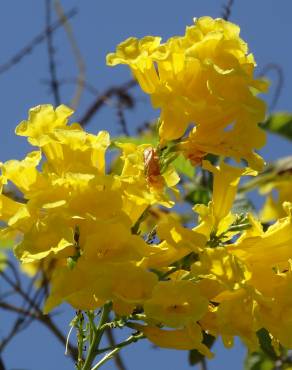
[0,1,291,369]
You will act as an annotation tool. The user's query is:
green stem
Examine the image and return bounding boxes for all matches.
[91,333,145,370]
[81,303,111,370]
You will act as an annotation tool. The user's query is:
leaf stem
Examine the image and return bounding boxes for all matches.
[92,333,145,370]
[81,303,111,370]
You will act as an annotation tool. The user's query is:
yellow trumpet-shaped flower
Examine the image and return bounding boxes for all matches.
[144,280,208,328]
[260,174,292,222]
[194,160,255,240]
[107,16,267,169]
[15,104,74,145]
[134,323,213,358]
[117,142,179,222]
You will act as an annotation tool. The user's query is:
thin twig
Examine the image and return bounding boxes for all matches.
[0,356,5,370]
[54,0,86,110]
[105,328,127,370]
[0,8,77,75]
[79,79,136,127]
[258,63,284,112]
[199,358,208,370]
[221,0,234,20]
[45,0,61,105]
[0,270,78,361]
[0,317,25,352]
[55,78,99,95]
[116,100,130,136]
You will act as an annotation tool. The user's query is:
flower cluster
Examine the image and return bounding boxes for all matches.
[107,16,268,170]
[2,16,292,363]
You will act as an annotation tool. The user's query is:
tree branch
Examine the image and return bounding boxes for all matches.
[0,8,77,75]
[78,79,136,127]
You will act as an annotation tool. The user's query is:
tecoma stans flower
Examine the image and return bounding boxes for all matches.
[107,16,267,170]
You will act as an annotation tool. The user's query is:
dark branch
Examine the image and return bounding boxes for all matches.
[0,8,77,75]
[105,328,127,370]
[221,0,234,20]
[45,0,61,105]
[78,79,136,127]
[0,356,5,370]
[258,63,284,112]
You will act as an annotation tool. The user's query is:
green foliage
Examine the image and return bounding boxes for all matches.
[244,351,274,370]
[263,113,292,141]
[244,329,278,370]
[185,186,211,206]
[172,154,195,179]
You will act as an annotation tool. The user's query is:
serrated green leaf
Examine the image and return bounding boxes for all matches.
[263,113,292,140]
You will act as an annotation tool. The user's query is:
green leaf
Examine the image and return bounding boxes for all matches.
[256,328,278,360]
[172,154,195,178]
[263,112,292,140]
[185,186,211,206]
[232,195,255,214]
[244,351,274,370]
[188,333,215,366]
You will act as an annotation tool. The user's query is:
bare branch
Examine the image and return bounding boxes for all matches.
[54,0,86,110]
[0,8,77,75]
[258,63,284,112]
[45,0,61,105]
[221,0,234,20]
[79,79,136,127]
[105,328,127,370]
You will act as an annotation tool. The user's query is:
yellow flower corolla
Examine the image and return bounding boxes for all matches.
[215,289,260,350]
[44,261,158,313]
[192,247,251,292]
[16,104,74,145]
[229,203,292,269]
[224,204,292,348]
[134,323,213,358]
[0,105,162,316]
[107,16,267,170]
[260,175,292,222]
[144,280,209,328]
[257,263,292,348]
[117,142,179,222]
[193,160,255,240]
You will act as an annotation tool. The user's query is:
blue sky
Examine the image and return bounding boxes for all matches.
[0,1,291,369]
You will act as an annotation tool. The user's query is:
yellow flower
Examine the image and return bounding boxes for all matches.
[107,17,267,169]
[229,202,292,269]
[193,160,254,240]
[144,280,208,328]
[44,261,158,313]
[134,323,213,357]
[260,175,292,222]
[191,247,251,293]
[257,262,292,348]
[117,142,179,222]
[15,104,74,146]
[215,289,260,351]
